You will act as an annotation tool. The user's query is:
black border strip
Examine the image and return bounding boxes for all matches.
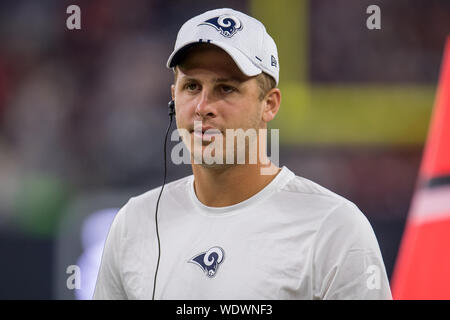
[425,175,450,188]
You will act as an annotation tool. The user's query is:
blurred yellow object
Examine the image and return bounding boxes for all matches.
[274,84,434,145]
[253,0,434,146]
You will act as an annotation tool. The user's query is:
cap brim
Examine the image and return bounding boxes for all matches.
[167,41,262,78]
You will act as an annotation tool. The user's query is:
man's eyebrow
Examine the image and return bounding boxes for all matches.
[179,75,196,81]
[178,75,246,83]
[214,77,244,84]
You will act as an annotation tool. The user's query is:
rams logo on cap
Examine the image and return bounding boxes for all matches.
[189,246,225,278]
[199,15,243,38]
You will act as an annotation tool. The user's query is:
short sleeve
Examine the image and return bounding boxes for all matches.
[92,200,129,300]
[312,201,392,300]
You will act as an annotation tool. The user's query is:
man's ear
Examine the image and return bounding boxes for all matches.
[262,88,281,123]
[171,84,175,101]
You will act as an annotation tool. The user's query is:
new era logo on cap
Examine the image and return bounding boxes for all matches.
[167,8,279,85]
[271,55,277,68]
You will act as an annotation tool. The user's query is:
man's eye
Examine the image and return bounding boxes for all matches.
[221,85,235,93]
[185,83,198,91]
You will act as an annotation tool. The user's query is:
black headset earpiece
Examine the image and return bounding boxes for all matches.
[168,100,175,116]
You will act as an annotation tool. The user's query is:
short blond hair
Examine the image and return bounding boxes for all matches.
[254,72,276,101]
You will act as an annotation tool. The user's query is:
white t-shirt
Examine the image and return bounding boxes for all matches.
[93,166,392,300]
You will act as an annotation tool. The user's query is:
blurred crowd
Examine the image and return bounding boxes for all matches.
[0,1,243,231]
[0,0,449,299]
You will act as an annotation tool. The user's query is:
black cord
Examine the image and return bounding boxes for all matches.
[152,101,175,300]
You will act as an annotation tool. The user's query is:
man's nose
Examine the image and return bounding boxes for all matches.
[195,88,216,119]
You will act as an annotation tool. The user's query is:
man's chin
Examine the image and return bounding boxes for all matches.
[191,151,237,168]
[195,162,234,170]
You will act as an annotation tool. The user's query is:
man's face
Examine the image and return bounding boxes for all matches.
[172,44,266,167]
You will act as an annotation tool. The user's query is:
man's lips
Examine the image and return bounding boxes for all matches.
[189,127,223,140]
[190,126,221,132]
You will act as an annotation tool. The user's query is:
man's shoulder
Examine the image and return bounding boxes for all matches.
[137,175,193,200]
[280,169,353,209]
[280,168,366,226]
[282,169,378,254]
[282,173,345,200]
[130,174,193,204]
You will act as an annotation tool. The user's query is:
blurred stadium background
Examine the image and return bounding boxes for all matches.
[0,0,449,299]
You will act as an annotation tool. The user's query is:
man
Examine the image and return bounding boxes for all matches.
[93,8,392,300]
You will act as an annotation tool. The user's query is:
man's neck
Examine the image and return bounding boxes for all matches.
[191,162,281,207]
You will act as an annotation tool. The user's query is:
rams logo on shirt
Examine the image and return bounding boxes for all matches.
[199,15,243,38]
[189,246,225,278]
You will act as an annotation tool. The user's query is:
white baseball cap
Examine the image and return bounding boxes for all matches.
[167,8,280,85]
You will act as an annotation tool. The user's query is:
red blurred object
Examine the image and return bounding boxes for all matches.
[392,36,450,299]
